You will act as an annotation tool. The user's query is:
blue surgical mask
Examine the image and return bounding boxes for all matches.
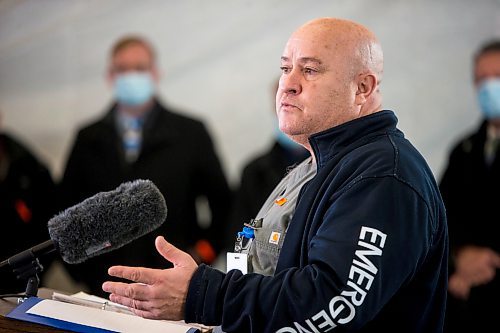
[114,72,155,106]
[477,78,500,119]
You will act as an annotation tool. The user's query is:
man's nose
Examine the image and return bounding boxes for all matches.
[280,70,302,95]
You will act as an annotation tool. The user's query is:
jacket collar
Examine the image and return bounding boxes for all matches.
[309,110,399,169]
[103,98,160,125]
[101,98,180,148]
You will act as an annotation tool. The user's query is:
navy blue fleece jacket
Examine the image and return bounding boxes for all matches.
[185,110,448,332]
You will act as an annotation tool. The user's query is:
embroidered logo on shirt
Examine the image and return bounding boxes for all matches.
[269,231,281,244]
[275,197,287,206]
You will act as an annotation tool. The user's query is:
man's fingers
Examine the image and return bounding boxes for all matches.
[108,293,149,310]
[155,236,192,267]
[108,294,164,320]
[102,281,150,301]
[448,274,470,300]
[108,265,157,284]
[492,253,500,267]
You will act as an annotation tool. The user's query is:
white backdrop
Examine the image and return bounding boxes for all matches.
[1,0,500,184]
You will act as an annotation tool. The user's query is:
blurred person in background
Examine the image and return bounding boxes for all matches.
[439,40,500,332]
[0,111,57,295]
[58,35,232,297]
[226,79,310,253]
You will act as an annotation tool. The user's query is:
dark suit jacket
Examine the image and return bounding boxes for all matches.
[58,99,231,296]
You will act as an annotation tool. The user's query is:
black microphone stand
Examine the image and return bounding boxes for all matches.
[0,240,55,302]
[10,252,44,299]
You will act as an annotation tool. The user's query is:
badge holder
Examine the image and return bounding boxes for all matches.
[227,218,262,274]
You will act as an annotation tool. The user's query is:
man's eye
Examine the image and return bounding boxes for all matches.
[135,65,151,72]
[112,66,127,73]
[280,66,291,74]
[303,68,317,75]
[112,65,151,74]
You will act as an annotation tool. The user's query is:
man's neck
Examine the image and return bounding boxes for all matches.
[118,98,154,117]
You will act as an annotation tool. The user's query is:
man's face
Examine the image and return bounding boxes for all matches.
[109,43,157,80]
[474,51,500,86]
[276,26,358,144]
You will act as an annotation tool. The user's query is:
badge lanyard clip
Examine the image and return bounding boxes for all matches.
[234,218,262,253]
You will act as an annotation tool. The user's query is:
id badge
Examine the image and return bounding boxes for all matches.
[227,252,248,274]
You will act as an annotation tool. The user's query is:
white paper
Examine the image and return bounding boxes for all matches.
[26,299,197,333]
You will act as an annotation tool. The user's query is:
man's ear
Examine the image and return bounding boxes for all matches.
[355,73,377,105]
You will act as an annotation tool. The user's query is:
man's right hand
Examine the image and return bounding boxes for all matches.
[448,245,500,299]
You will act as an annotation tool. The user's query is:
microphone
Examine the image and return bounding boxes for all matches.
[0,179,167,268]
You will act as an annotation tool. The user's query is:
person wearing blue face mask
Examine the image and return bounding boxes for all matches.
[440,40,500,332]
[58,35,232,297]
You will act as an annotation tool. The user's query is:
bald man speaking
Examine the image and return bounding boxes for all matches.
[102,18,448,332]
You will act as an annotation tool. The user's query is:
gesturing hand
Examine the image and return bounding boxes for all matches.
[102,236,198,320]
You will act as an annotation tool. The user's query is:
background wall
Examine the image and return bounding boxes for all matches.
[1,0,500,185]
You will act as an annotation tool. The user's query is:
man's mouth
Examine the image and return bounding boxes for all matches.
[280,102,299,110]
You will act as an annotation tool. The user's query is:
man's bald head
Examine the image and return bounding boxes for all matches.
[293,18,383,80]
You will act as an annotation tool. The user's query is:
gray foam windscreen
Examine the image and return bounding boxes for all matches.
[48,179,167,264]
